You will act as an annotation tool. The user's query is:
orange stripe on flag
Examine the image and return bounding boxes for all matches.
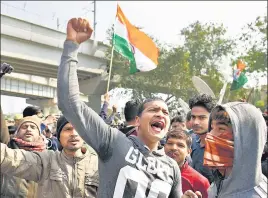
[116,5,159,66]
[237,60,246,71]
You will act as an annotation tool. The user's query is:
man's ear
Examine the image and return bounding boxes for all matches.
[188,148,192,156]
[135,116,140,127]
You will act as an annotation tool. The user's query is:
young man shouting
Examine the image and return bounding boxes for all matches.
[57,17,200,198]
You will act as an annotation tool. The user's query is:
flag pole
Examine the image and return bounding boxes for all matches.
[217,82,228,105]
[106,45,115,93]
[106,3,118,93]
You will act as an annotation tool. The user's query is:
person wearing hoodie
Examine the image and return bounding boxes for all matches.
[57,17,200,198]
[261,112,268,178]
[204,102,267,198]
[1,115,99,198]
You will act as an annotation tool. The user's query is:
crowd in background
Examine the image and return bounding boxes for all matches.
[0,17,267,198]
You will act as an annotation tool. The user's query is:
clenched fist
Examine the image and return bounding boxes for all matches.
[66,18,93,44]
[0,63,14,78]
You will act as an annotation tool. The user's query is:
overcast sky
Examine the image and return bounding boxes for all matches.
[1,1,267,113]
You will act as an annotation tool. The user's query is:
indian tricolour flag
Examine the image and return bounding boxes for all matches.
[113,5,159,74]
[230,60,248,91]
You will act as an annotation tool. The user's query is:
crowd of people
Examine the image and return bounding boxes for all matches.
[0,17,267,198]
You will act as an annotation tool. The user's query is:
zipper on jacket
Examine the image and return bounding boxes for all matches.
[215,178,223,198]
[213,169,224,198]
[71,157,76,198]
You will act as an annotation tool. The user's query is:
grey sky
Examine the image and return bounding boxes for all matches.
[1,1,267,113]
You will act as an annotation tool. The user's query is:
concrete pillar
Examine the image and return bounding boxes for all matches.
[87,94,102,113]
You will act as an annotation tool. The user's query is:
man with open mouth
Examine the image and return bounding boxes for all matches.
[1,116,99,197]
[56,17,201,198]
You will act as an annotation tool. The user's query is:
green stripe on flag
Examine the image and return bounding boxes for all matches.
[230,72,248,91]
[113,34,138,74]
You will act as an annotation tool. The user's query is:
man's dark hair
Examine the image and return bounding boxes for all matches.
[23,106,42,117]
[124,100,140,122]
[210,106,231,124]
[189,94,216,113]
[208,106,232,132]
[166,129,192,149]
[186,111,191,122]
[137,97,165,116]
[171,114,186,125]
[8,125,16,135]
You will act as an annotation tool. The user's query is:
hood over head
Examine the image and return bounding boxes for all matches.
[208,102,267,196]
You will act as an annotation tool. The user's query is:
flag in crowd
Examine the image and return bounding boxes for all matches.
[230,60,248,91]
[113,5,159,74]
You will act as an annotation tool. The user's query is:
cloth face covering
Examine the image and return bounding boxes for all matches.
[203,132,234,169]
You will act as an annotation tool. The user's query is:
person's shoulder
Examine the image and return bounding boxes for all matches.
[83,144,98,156]
[34,149,56,161]
[163,154,180,171]
[188,165,210,186]
[85,151,98,164]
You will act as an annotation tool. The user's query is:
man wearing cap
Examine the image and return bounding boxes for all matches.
[0,115,46,197]
[1,115,99,198]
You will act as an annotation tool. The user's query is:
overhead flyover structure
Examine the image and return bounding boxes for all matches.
[1,72,89,115]
[1,14,112,113]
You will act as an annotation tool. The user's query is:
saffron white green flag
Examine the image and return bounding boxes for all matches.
[230,60,248,91]
[113,5,159,74]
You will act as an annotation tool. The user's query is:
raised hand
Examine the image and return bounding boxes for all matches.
[104,93,110,103]
[112,105,117,113]
[66,18,93,44]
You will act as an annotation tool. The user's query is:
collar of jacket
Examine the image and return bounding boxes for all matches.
[60,147,89,163]
[180,160,189,171]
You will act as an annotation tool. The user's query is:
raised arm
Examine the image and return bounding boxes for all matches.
[0,143,50,182]
[0,63,13,145]
[0,106,10,145]
[57,18,121,159]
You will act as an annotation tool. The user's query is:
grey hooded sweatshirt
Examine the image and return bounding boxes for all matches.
[57,40,182,198]
[207,102,267,198]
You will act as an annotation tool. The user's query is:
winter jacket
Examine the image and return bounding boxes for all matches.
[207,102,267,198]
[180,161,210,198]
[0,143,99,198]
[1,107,39,198]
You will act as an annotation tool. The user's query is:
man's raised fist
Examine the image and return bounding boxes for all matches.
[66,18,93,44]
[0,63,14,78]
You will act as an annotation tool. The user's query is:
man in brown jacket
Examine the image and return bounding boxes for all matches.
[1,116,99,198]
[0,114,46,198]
